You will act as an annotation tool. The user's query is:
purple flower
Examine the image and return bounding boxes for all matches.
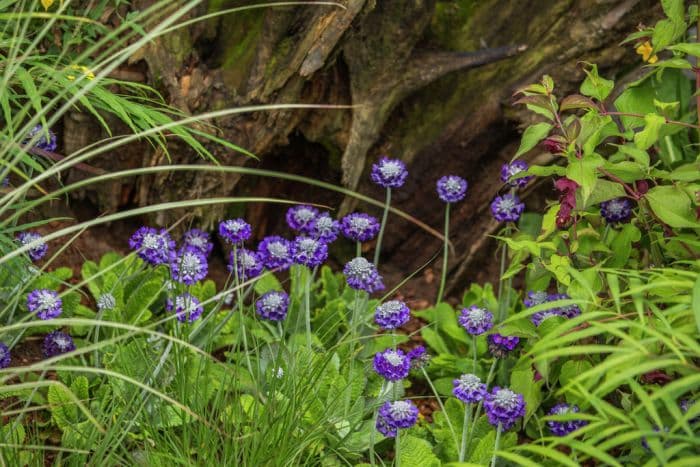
[24,124,57,152]
[309,213,340,243]
[286,205,318,232]
[600,197,633,224]
[42,331,75,357]
[340,213,380,242]
[373,348,411,381]
[166,293,203,322]
[27,289,62,320]
[487,333,520,358]
[170,247,208,285]
[181,229,213,256]
[371,157,408,188]
[436,175,468,203]
[229,248,264,281]
[129,227,175,265]
[547,403,588,436]
[374,300,410,330]
[528,292,581,326]
[491,194,525,223]
[548,293,581,319]
[458,306,494,336]
[0,342,10,368]
[407,345,430,369]
[343,257,384,293]
[97,293,116,312]
[501,161,533,188]
[376,400,419,437]
[16,231,48,261]
[524,291,549,308]
[453,373,487,404]
[484,387,526,430]
[292,237,328,267]
[255,291,290,321]
[257,236,293,270]
[219,219,251,244]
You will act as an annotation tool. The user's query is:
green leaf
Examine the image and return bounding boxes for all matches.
[510,368,543,423]
[421,327,450,355]
[526,165,566,177]
[692,274,700,335]
[650,57,693,69]
[580,63,614,101]
[253,272,283,295]
[560,94,596,111]
[398,435,440,467]
[668,42,700,56]
[48,384,79,429]
[607,224,642,268]
[665,162,700,181]
[566,153,604,204]
[633,113,666,149]
[559,359,593,387]
[646,185,700,228]
[578,179,626,208]
[515,122,553,157]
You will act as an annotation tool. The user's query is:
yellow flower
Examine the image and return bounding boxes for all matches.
[41,0,56,10]
[636,41,658,64]
[67,65,95,81]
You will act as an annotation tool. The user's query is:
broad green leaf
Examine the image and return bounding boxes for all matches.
[398,435,440,467]
[668,43,700,56]
[633,113,666,149]
[560,94,596,111]
[559,359,593,387]
[646,185,700,228]
[566,153,604,204]
[692,274,700,334]
[578,179,626,208]
[580,63,614,101]
[515,122,553,157]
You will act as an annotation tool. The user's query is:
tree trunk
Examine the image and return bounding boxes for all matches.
[66,0,659,298]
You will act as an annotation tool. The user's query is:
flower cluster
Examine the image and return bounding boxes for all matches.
[376,400,419,437]
[292,237,328,267]
[343,257,384,293]
[453,373,487,404]
[230,248,264,281]
[487,333,520,358]
[16,231,48,261]
[257,236,293,270]
[24,124,57,152]
[310,213,340,243]
[286,205,318,232]
[547,403,588,436]
[436,175,468,203]
[170,247,208,285]
[374,300,410,330]
[0,342,10,368]
[491,194,525,223]
[484,386,526,430]
[407,345,430,369]
[129,227,175,265]
[255,291,290,321]
[458,305,494,335]
[500,161,532,188]
[182,229,213,256]
[371,157,408,188]
[166,293,204,322]
[27,289,62,320]
[219,219,252,244]
[96,293,116,311]
[373,349,411,381]
[526,291,581,327]
[341,213,380,242]
[42,331,75,358]
[600,197,633,224]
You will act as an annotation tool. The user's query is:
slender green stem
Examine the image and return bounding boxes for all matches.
[395,430,401,467]
[421,367,458,448]
[490,423,502,467]
[459,404,472,462]
[369,381,387,466]
[496,225,511,322]
[374,187,391,267]
[356,241,362,257]
[233,246,253,377]
[466,359,499,451]
[472,335,478,374]
[304,266,317,350]
[436,203,450,304]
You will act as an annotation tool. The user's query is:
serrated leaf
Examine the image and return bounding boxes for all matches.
[510,367,542,423]
[515,122,553,157]
[559,359,593,387]
[48,384,79,429]
[646,185,700,228]
[398,435,440,467]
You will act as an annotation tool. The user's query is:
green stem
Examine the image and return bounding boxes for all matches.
[490,423,502,467]
[356,241,362,257]
[395,430,401,467]
[459,404,472,462]
[472,335,478,374]
[422,367,458,448]
[233,246,254,377]
[304,266,318,351]
[369,381,387,466]
[436,203,451,304]
[496,226,511,323]
[374,187,391,267]
[466,359,499,451]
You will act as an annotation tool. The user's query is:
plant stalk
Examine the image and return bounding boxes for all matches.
[490,423,503,467]
[436,203,451,304]
[421,367,458,448]
[459,404,472,462]
[374,187,391,267]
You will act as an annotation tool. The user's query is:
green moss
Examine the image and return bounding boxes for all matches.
[429,0,480,50]
[217,10,265,93]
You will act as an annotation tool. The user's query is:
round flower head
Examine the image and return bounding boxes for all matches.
[453,373,487,404]
[229,248,263,281]
[166,293,204,322]
[340,213,380,242]
[182,229,213,256]
[128,227,175,265]
[24,124,57,152]
[42,331,75,358]
[407,345,430,369]
[310,213,340,243]
[286,205,318,232]
[292,237,328,267]
[371,157,408,188]
[547,403,588,436]
[343,257,384,293]
[96,293,116,312]
[491,194,525,223]
[524,290,549,308]
[501,160,533,188]
[374,300,410,330]
[531,309,561,327]
[600,197,633,224]
[170,247,208,285]
[219,218,251,244]
[0,342,10,368]
[436,175,468,203]
[255,291,290,321]
[373,348,411,381]
[16,231,48,262]
[27,289,62,320]
[376,400,419,437]
[484,387,526,430]
[487,333,520,358]
[548,293,581,319]
[458,306,494,335]
[257,236,293,270]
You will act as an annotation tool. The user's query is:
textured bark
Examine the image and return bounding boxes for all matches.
[67,0,660,297]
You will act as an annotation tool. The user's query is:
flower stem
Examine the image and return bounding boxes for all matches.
[233,245,254,377]
[304,266,318,351]
[496,226,511,323]
[466,359,499,451]
[436,203,451,304]
[395,430,401,467]
[472,335,478,374]
[459,404,472,462]
[374,187,391,267]
[422,367,458,448]
[490,423,502,467]
[369,381,387,467]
